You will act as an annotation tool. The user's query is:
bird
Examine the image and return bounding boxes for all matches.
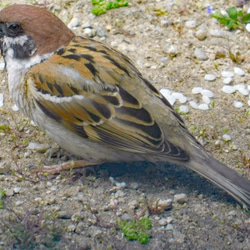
[0,4,249,209]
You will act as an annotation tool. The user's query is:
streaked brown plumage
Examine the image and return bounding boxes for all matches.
[0,5,249,209]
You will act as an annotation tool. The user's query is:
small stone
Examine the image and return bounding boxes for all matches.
[221,71,234,78]
[179,105,189,113]
[174,193,187,204]
[159,218,168,226]
[204,74,216,81]
[198,103,209,110]
[166,224,174,230]
[13,187,21,193]
[194,48,208,60]
[222,134,231,142]
[234,101,244,108]
[164,45,178,57]
[248,100,250,106]
[223,77,233,84]
[68,17,80,29]
[210,29,225,37]
[222,85,236,94]
[192,87,202,94]
[0,93,3,107]
[234,67,245,76]
[195,29,207,40]
[157,199,173,210]
[201,89,214,98]
[185,20,198,28]
[27,142,50,153]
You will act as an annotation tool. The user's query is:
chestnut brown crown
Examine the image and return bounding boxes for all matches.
[0,4,75,55]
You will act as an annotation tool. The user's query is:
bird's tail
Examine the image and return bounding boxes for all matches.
[186,148,250,209]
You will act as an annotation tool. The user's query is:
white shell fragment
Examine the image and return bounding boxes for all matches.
[222,134,231,142]
[198,103,209,110]
[179,105,189,113]
[189,100,199,109]
[172,92,187,103]
[0,62,5,71]
[204,74,216,81]
[0,93,3,107]
[234,84,249,96]
[234,101,244,108]
[222,85,236,94]
[234,67,245,76]
[221,71,234,78]
[223,77,233,84]
[12,104,19,111]
[192,87,202,94]
[246,23,250,33]
[201,89,214,98]
[202,95,211,104]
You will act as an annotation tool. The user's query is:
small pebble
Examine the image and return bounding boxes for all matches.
[166,224,174,230]
[174,193,187,204]
[198,103,209,110]
[0,93,3,107]
[159,218,169,226]
[222,85,236,94]
[234,67,245,76]
[221,71,234,78]
[194,48,208,60]
[210,29,225,37]
[223,77,233,84]
[67,17,80,29]
[27,142,50,153]
[195,29,207,40]
[222,134,231,142]
[234,101,244,108]
[248,100,250,106]
[204,74,216,81]
[185,20,198,28]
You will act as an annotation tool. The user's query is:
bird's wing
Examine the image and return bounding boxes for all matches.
[26,37,188,159]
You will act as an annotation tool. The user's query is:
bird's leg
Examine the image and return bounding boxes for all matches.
[40,160,101,174]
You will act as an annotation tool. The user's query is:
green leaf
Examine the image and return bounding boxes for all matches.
[241,13,250,24]
[228,6,238,20]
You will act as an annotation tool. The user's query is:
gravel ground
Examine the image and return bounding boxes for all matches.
[0,0,250,249]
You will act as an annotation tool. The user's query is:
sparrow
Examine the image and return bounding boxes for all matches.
[0,4,249,209]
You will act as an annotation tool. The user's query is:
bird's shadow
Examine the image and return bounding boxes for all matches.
[71,161,237,207]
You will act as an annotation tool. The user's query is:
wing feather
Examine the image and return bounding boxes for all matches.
[26,37,189,159]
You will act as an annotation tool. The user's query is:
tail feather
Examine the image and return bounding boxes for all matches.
[187,150,250,209]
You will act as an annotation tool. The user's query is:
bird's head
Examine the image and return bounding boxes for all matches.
[0,4,74,59]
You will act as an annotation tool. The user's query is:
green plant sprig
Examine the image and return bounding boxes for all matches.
[118,217,152,244]
[91,0,129,16]
[211,6,250,30]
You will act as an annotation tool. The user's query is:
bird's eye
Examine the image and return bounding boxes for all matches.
[6,22,23,37]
